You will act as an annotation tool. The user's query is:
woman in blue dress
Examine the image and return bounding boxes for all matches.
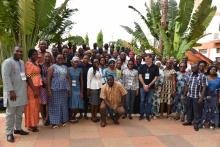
[69,56,84,123]
[202,66,220,129]
[47,54,70,128]
[103,59,117,83]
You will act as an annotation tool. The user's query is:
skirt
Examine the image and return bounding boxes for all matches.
[69,87,84,109]
[48,90,69,125]
[40,87,48,104]
[89,89,100,106]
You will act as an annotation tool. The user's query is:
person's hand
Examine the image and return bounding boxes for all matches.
[143,85,149,92]
[33,90,38,98]
[48,90,52,98]
[9,91,16,101]
[172,90,176,97]
[67,90,71,97]
[87,89,91,97]
[198,96,204,103]
[136,90,139,96]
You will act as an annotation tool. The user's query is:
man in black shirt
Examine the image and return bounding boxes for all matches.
[138,54,159,121]
[78,55,92,119]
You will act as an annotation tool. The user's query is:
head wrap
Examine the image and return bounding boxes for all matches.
[72,56,80,62]
[108,58,116,64]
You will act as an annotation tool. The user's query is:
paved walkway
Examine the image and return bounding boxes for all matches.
[0,116,220,147]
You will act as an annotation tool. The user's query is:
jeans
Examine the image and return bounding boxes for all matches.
[125,90,136,115]
[186,97,203,125]
[140,88,154,116]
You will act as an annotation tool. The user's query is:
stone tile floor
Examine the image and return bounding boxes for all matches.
[0,116,220,147]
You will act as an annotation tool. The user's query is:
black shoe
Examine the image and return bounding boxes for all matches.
[194,125,199,131]
[44,120,50,126]
[122,115,127,119]
[14,129,29,135]
[182,122,192,126]
[7,134,15,143]
[84,114,89,120]
[139,115,144,120]
[146,115,151,122]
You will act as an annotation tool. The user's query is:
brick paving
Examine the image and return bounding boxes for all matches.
[0,116,220,147]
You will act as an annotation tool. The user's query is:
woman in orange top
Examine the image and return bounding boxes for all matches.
[25,48,42,132]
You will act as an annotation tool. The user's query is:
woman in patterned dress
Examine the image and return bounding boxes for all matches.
[25,49,42,132]
[202,66,220,129]
[47,54,71,128]
[68,56,84,123]
[39,52,52,125]
[173,62,187,121]
[160,59,176,118]
[152,61,164,118]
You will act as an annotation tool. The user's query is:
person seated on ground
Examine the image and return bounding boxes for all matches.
[99,75,127,127]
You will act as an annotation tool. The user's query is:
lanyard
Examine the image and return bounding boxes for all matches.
[15,60,23,73]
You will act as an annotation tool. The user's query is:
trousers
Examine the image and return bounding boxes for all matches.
[6,105,24,135]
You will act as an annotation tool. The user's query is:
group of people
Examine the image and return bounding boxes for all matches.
[2,40,220,143]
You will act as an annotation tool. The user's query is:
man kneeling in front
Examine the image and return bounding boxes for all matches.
[100,75,127,127]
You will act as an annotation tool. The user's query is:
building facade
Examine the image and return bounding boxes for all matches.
[195,0,220,61]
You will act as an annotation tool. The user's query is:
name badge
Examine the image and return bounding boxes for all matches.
[20,72,27,81]
[128,79,133,86]
[72,80,76,86]
[145,73,150,80]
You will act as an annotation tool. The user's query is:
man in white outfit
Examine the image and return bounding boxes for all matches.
[1,46,29,143]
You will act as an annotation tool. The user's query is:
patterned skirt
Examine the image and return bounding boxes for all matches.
[202,96,219,126]
[40,87,48,104]
[89,89,100,106]
[160,80,174,105]
[69,87,84,109]
[48,90,69,125]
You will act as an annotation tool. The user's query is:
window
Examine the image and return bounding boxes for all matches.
[217,48,220,53]
[216,57,220,62]
[199,49,207,54]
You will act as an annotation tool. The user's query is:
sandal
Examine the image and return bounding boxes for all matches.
[52,125,59,129]
[100,122,106,127]
[62,122,67,127]
[91,118,100,123]
[28,127,39,132]
[70,118,79,123]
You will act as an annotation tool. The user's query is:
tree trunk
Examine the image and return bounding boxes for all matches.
[159,0,168,56]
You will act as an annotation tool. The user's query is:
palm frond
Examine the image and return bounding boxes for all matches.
[122,22,161,56]
[129,4,160,40]
[34,0,56,29]
[187,0,217,41]
[167,0,178,37]
[18,0,35,35]
[177,0,194,35]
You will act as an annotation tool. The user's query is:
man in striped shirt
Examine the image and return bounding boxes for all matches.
[183,63,207,131]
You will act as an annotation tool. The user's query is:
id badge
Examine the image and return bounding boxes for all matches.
[145,73,150,80]
[128,79,132,86]
[20,72,27,81]
[72,80,76,86]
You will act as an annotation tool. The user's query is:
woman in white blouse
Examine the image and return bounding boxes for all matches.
[87,58,102,122]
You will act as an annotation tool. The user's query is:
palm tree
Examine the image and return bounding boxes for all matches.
[84,33,89,46]
[122,0,216,60]
[0,0,77,61]
[97,30,104,48]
